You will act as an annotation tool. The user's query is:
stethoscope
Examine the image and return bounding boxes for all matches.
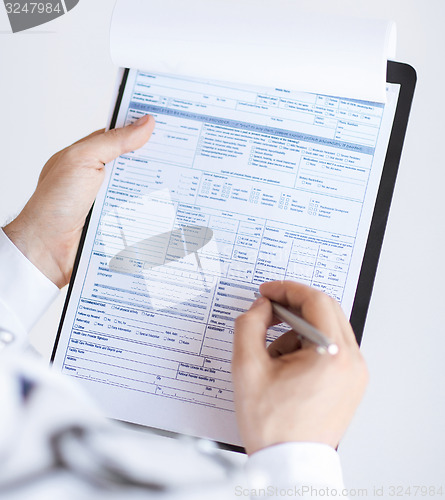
[0,423,239,495]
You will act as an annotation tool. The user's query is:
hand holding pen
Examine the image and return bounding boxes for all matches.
[232,280,368,455]
[254,292,339,355]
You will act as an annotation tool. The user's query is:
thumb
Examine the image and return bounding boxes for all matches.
[76,115,155,166]
[232,297,273,370]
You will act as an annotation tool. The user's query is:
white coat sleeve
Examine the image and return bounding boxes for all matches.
[244,442,348,498]
[0,228,59,348]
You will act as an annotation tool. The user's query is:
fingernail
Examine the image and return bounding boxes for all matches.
[132,115,150,127]
[250,297,266,309]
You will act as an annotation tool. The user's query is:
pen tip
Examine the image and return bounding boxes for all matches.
[327,344,339,355]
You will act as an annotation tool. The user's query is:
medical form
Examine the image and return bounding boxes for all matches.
[53,71,400,446]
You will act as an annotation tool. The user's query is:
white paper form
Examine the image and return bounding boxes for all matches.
[53,71,399,446]
[110,0,396,103]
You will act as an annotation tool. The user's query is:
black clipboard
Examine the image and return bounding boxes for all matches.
[51,62,416,452]
[349,61,416,343]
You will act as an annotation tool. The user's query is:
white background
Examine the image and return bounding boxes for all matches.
[0,1,444,497]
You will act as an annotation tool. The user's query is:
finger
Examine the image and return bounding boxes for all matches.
[259,281,347,348]
[267,329,302,358]
[71,129,105,146]
[233,297,273,370]
[74,115,155,166]
[247,298,282,328]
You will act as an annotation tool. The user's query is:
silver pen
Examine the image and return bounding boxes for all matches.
[254,292,339,355]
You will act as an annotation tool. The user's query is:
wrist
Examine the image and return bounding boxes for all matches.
[3,215,67,289]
